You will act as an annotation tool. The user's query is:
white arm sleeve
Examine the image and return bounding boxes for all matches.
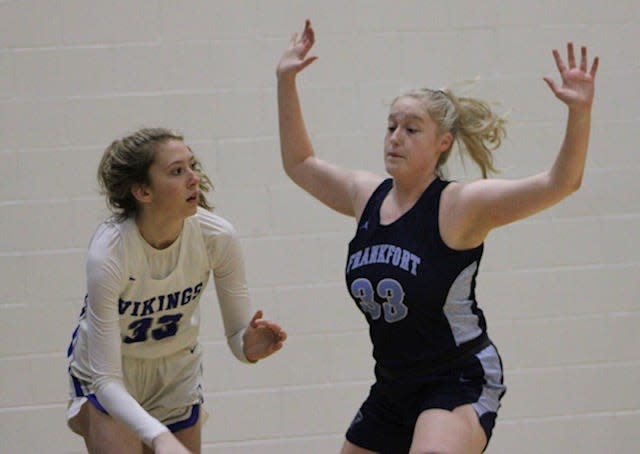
[200,212,254,363]
[86,227,168,446]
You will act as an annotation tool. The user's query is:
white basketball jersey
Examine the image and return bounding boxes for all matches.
[115,215,210,358]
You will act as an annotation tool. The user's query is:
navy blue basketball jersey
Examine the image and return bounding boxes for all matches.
[345,178,488,370]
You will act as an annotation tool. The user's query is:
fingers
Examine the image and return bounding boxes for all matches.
[275,325,287,341]
[301,19,315,51]
[551,48,566,75]
[304,19,315,45]
[542,76,559,96]
[553,43,599,79]
[579,45,587,72]
[254,319,287,338]
[250,310,263,328]
[249,310,287,340]
[299,55,318,71]
[590,56,600,78]
[567,42,576,69]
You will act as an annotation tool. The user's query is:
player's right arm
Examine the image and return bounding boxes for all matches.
[85,225,171,448]
[277,20,381,220]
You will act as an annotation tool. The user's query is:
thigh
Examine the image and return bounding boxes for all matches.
[409,404,486,454]
[174,419,201,454]
[84,401,143,454]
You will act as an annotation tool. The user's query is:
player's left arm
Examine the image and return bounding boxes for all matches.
[206,214,286,362]
[442,42,599,249]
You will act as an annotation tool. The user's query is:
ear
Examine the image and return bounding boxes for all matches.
[437,131,454,154]
[131,183,152,204]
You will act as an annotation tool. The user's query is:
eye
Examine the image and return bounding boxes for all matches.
[387,125,397,133]
[171,167,183,176]
[406,127,417,134]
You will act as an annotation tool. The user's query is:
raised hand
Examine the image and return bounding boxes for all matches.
[276,20,318,80]
[543,42,599,110]
[242,310,287,362]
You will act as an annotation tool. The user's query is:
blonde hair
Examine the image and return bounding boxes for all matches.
[396,88,507,178]
[97,127,213,221]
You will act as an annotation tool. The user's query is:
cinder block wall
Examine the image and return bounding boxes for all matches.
[1,1,638,453]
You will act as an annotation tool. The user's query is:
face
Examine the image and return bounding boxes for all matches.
[137,139,201,221]
[384,96,451,180]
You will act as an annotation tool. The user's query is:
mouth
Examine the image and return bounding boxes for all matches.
[187,193,199,203]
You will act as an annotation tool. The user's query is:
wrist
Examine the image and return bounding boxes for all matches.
[277,73,297,86]
[567,103,592,116]
[566,107,592,125]
[151,430,172,448]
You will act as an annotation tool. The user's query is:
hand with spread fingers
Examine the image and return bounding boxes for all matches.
[242,310,287,362]
[544,42,599,110]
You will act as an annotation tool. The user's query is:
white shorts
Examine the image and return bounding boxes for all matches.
[67,343,206,434]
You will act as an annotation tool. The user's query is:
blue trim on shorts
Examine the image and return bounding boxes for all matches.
[70,371,108,414]
[70,369,200,431]
[167,405,200,433]
[83,392,200,430]
[70,369,84,398]
[87,393,109,414]
[67,325,79,357]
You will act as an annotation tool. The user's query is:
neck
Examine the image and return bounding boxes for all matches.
[135,210,183,249]
[391,174,437,207]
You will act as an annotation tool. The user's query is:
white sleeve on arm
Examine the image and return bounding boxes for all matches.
[203,214,254,363]
[86,230,168,447]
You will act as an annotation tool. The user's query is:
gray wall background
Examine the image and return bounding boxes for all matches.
[1,1,638,452]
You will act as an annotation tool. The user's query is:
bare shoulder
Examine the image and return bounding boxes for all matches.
[351,170,385,221]
[439,180,487,250]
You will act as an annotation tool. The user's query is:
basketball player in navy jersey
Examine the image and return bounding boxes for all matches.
[66,128,287,453]
[276,20,598,453]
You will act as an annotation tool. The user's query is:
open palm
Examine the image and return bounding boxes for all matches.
[544,42,599,110]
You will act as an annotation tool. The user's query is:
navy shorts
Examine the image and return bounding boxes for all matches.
[346,343,506,453]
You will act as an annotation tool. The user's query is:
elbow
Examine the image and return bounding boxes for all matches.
[549,171,583,197]
[283,159,308,186]
[556,179,581,202]
[283,164,297,181]
[568,175,583,194]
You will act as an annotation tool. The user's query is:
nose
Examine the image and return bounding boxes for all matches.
[188,167,200,186]
[389,127,402,145]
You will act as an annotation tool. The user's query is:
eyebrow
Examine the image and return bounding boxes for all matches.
[388,113,424,123]
[164,150,195,169]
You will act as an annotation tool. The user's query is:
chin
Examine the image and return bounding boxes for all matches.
[384,161,401,176]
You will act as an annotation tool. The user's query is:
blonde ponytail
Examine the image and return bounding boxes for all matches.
[398,88,507,178]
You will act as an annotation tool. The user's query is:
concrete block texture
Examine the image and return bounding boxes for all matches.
[1,1,638,453]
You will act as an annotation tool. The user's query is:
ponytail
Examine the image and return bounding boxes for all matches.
[397,88,507,178]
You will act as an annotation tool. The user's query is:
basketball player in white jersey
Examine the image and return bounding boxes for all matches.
[67,128,287,453]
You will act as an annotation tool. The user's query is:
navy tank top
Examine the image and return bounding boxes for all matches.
[345,177,488,371]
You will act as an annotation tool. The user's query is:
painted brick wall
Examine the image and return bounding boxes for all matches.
[1,1,638,453]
